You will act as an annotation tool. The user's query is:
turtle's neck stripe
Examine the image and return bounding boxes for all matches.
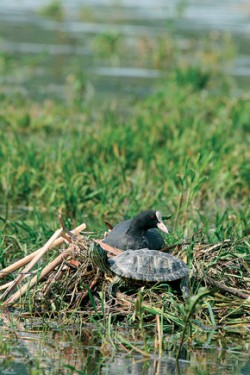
[89,243,113,276]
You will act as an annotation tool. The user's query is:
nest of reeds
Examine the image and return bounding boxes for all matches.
[170,232,250,300]
[0,221,249,330]
[0,223,101,310]
[192,239,250,297]
[32,233,98,311]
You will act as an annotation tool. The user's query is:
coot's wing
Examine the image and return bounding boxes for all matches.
[103,219,131,248]
[103,218,166,250]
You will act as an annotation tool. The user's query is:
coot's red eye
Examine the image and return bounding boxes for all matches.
[150,215,155,220]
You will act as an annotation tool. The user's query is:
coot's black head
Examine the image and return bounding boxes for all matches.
[130,210,169,234]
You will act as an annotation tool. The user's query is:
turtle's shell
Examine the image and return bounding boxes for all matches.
[108,249,188,282]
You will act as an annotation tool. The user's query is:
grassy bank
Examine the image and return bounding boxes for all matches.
[0,65,249,242]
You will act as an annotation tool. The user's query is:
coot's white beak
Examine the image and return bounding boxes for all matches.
[156,210,169,234]
[157,221,169,234]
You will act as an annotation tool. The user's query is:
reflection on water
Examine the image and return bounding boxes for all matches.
[0,325,249,375]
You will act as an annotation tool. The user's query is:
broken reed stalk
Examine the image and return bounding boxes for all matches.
[3,243,76,306]
[0,228,63,301]
[0,280,14,291]
[0,223,86,279]
[72,274,101,309]
[94,239,122,256]
[205,278,250,299]
[0,274,30,291]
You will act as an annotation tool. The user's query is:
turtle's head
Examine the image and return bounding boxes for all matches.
[89,241,111,275]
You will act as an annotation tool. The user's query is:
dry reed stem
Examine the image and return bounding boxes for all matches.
[0,274,30,291]
[0,228,63,301]
[205,278,250,299]
[0,280,14,291]
[3,243,77,306]
[41,260,67,295]
[0,223,86,279]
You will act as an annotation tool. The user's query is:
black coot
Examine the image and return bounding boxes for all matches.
[103,210,169,250]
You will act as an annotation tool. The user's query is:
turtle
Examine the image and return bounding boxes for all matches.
[103,210,171,251]
[89,242,189,299]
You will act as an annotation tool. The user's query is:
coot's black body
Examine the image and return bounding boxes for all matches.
[103,210,169,250]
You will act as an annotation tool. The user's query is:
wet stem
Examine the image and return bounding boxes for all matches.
[176,287,212,360]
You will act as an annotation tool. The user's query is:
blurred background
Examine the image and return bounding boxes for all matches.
[0,0,250,104]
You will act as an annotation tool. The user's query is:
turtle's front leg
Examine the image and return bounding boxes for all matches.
[107,275,120,300]
[107,276,125,300]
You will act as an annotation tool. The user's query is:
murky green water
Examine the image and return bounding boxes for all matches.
[1,322,249,374]
[0,331,250,375]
